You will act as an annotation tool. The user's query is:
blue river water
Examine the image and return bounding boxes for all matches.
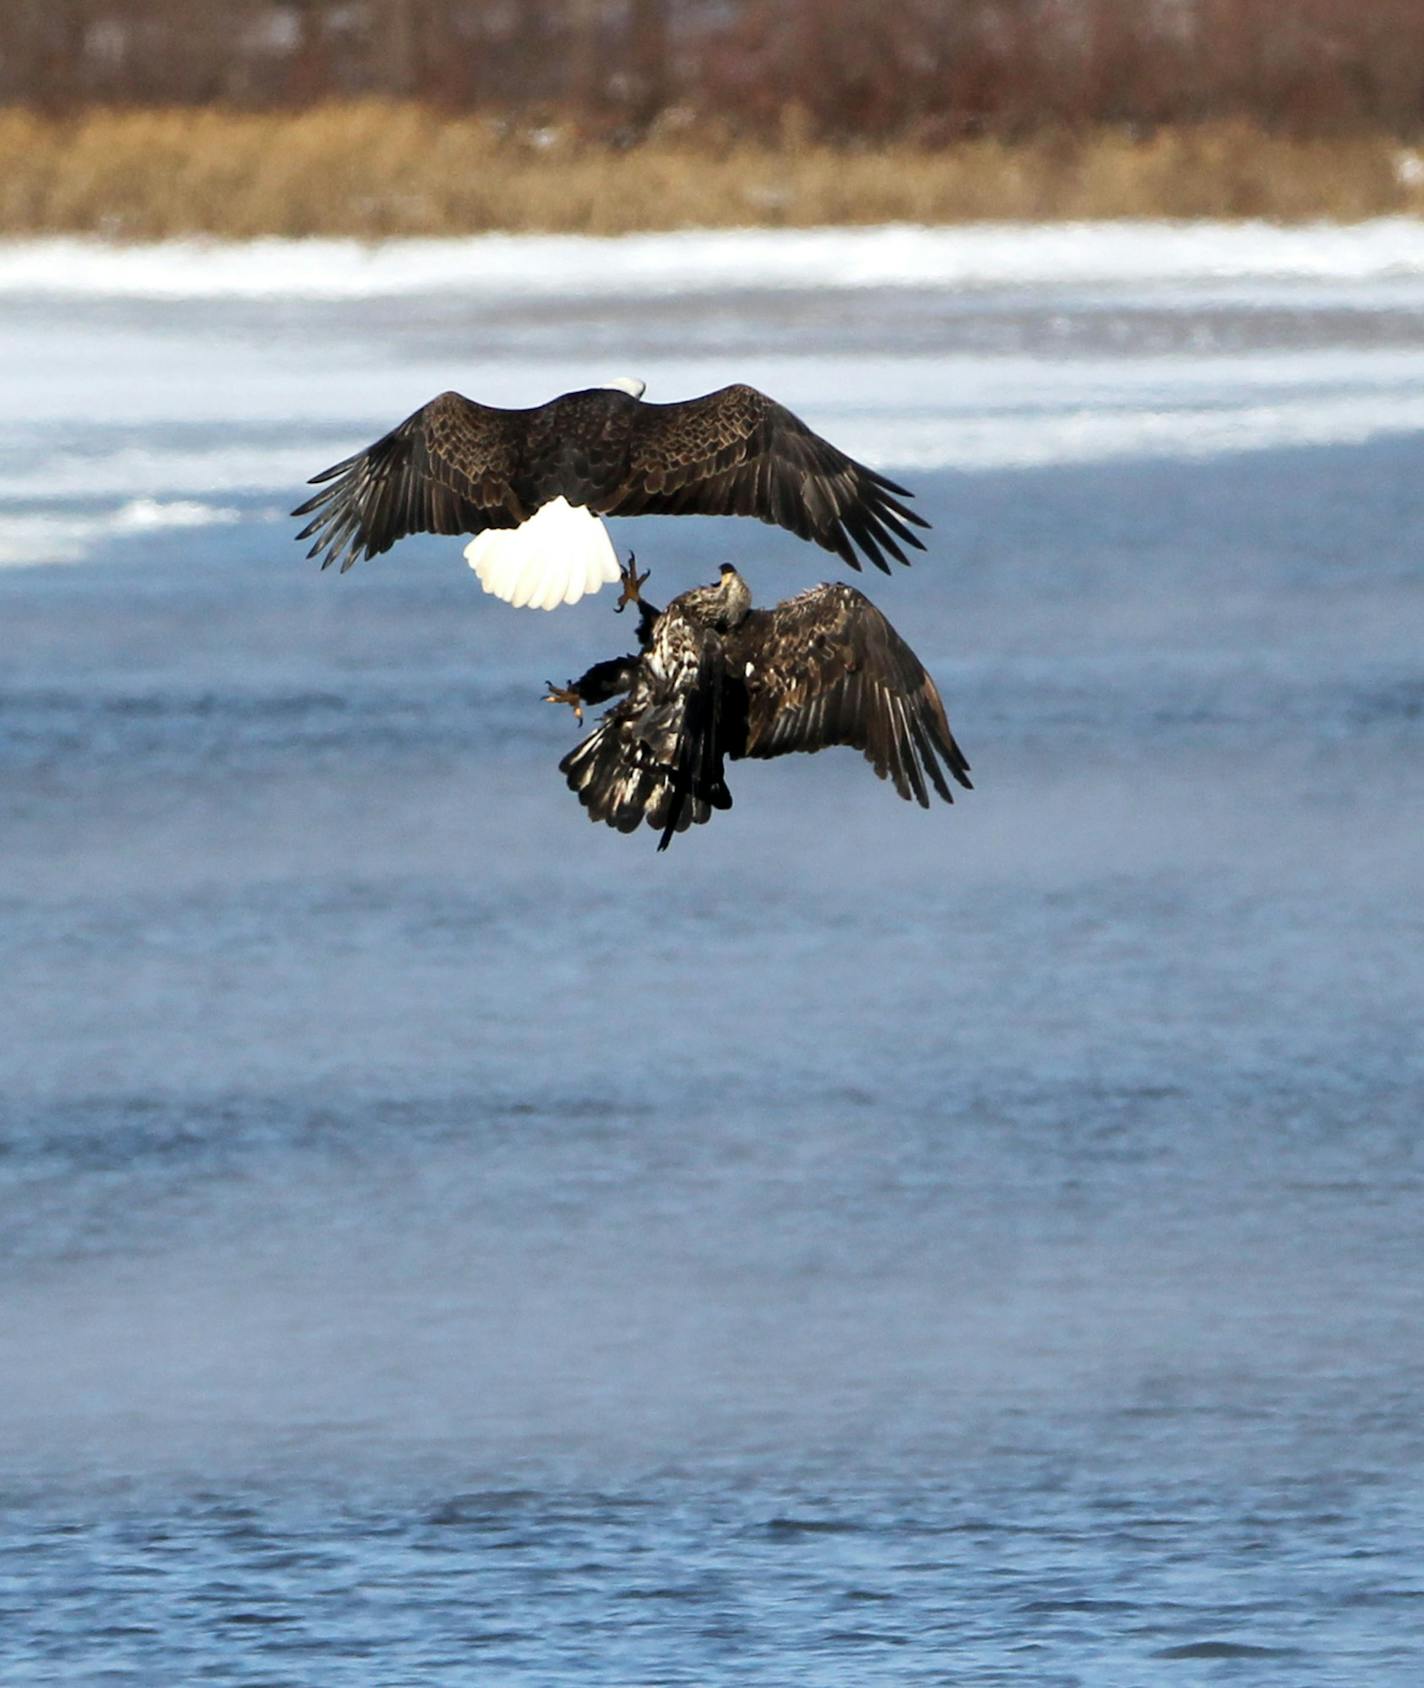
[2,241,1424,1682]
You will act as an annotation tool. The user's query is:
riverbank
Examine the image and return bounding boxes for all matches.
[4,104,1424,239]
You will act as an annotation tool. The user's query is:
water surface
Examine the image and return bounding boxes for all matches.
[2,229,1423,1683]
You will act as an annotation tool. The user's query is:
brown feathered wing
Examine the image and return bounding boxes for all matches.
[729,584,972,806]
[607,384,928,574]
[293,391,529,572]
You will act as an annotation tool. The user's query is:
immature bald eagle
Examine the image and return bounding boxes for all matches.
[293,379,927,611]
[553,563,970,848]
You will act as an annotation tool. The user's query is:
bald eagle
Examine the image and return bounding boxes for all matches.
[553,563,970,848]
[293,379,927,611]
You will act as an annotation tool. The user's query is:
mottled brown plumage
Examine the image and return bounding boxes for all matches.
[293,383,928,575]
[559,594,733,845]
[559,567,970,849]
[731,584,967,808]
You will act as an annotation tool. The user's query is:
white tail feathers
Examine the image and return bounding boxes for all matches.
[464,498,622,611]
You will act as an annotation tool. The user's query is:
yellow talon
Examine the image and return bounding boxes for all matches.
[544,681,584,725]
[615,552,650,614]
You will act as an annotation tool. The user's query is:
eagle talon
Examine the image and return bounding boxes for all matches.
[615,552,650,614]
[544,681,584,725]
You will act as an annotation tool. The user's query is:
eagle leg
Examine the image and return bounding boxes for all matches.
[543,680,584,726]
[615,552,650,614]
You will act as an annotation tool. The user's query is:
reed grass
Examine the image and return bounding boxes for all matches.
[3,104,1423,240]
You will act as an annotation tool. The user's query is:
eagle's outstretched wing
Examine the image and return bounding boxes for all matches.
[608,384,928,575]
[731,583,971,806]
[293,391,528,572]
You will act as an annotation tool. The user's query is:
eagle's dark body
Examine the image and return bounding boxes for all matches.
[560,567,971,849]
[293,382,927,578]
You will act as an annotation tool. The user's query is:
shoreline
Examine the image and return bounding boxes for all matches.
[4,104,1424,240]
[8,222,1424,302]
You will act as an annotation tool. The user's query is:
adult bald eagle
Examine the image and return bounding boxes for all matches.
[293,379,927,611]
[553,562,970,848]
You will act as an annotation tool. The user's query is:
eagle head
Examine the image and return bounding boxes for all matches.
[713,563,752,627]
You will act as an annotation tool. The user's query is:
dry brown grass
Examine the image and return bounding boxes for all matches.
[4,104,1424,239]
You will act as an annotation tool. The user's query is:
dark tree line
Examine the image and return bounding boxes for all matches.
[4,0,1423,137]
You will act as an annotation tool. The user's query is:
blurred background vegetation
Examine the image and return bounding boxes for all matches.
[5,0,1424,235]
